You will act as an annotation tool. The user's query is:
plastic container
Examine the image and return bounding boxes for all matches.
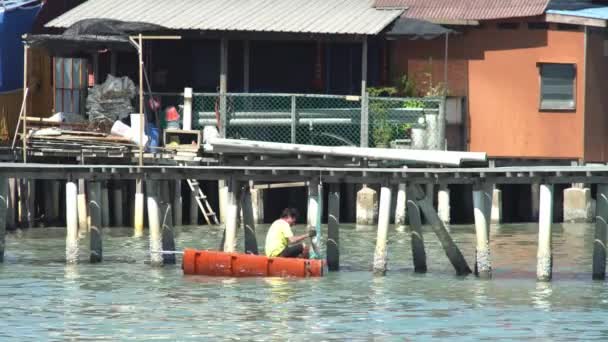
[182,249,324,278]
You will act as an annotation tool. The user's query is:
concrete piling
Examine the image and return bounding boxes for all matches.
[223,178,240,253]
[406,185,427,273]
[473,183,493,279]
[345,184,357,223]
[327,183,340,271]
[0,177,7,262]
[112,181,124,226]
[241,185,259,255]
[43,180,54,225]
[51,181,60,223]
[438,185,450,225]
[88,181,103,263]
[189,182,199,225]
[160,181,176,265]
[394,184,407,227]
[491,187,502,224]
[537,184,554,282]
[66,180,79,263]
[250,186,264,224]
[593,184,608,280]
[77,179,88,232]
[146,180,163,267]
[172,180,183,227]
[307,178,320,228]
[134,179,145,237]
[101,182,110,228]
[373,185,392,275]
[413,184,472,276]
[563,187,593,223]
[7,178,15,230]
[218,180,228,224]
[356,186,377,226]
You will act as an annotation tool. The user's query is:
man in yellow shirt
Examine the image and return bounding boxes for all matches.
[265,208,316,258]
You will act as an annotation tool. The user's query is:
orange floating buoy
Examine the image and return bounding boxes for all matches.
[182,249,324,278]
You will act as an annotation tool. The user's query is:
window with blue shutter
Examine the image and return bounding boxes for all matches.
[539,63,576,111]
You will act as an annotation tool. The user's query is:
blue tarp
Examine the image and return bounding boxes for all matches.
[0,2,42,92]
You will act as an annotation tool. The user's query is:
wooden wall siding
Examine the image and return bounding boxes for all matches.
[0,48,53,144]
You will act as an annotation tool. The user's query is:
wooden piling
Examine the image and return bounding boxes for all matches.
[18,179,27,227]
[77,179,88,232]
[88,181,103,263]
[26,180,35,228]
[241,185,259,254]
[65,180,79,263]
[134,179,144,237]
[223,178,240,252]
[101,181,110,228]
[394,184,407,227]
[160,181,176,265]
[51,181,60,223]
[43,180,54,225]
[373,185,392,275]
[537,184,553,282]
[112,181,124,226]
[327,183,340,271]
[413,184,472,276]
[173,180,183,227]
[0,177,7,262]
[146,180,163,267]
[406,185,427,273]
[593,184,608,280]
[473,183,492,279]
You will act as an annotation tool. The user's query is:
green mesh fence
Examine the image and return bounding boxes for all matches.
[184,93,443,148]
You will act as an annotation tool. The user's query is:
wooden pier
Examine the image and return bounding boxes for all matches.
[1,160,608,281]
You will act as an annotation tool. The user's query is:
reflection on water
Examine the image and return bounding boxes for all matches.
[1,223,608,340]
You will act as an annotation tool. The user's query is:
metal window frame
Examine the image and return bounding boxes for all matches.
[537,62,577,112]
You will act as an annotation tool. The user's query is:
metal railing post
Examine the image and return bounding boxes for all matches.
[360,92,369,148]
[290,95,297,144]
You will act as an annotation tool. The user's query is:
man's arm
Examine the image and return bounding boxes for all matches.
[287,229,316,245]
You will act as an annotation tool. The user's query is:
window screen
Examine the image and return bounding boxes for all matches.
[539,63,575,111]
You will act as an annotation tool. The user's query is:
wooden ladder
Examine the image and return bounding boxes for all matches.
[186,179,219,225]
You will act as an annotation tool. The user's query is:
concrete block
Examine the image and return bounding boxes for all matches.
[356,186,378,226]
[563,187,593,223]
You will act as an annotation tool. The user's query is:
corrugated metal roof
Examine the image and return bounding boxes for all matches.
[374,0,550,20]
[46,0,404,35]
[547,1,608,20]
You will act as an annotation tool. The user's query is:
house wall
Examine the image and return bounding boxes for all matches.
[584,27,608,162]
[391,21,587,160]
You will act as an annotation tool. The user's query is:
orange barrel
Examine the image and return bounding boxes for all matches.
[182,249,324,278]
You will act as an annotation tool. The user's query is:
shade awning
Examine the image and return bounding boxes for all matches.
[385,18,454,38]
[24,19,165,56]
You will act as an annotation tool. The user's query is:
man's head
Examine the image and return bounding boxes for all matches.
[280,208,299,226]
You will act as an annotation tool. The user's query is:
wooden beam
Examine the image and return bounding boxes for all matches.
[546,13,607,28]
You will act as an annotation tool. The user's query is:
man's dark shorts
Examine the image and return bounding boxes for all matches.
[279,244,304,258]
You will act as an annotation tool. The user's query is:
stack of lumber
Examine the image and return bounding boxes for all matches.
[28,128,135,157]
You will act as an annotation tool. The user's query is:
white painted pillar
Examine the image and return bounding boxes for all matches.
[373,185,392,275]
[537,184,554,282]
[77,179,88,232]
[491,187,502,224]
[0,177,7,262]
[88,181,103,263]
[394,184,407,227]
[356,186,377,226]
[146,180,163,267]
[307,179,320,228]
[101,182,110,228]
[134,179,144,237]
[438,185,450,225]
[112,181,123,227]
[65,180,79,264]
[473,184,492,279]
[223,178,240,253]
[173,180,183,227]
[183,87,193,130]
[593,184,608,280]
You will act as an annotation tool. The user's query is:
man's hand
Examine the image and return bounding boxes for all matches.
[308,229,317,238]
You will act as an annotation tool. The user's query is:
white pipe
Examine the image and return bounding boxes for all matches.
[537,184,553,282]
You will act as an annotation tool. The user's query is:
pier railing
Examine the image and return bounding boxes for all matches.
[150,92,445,149]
